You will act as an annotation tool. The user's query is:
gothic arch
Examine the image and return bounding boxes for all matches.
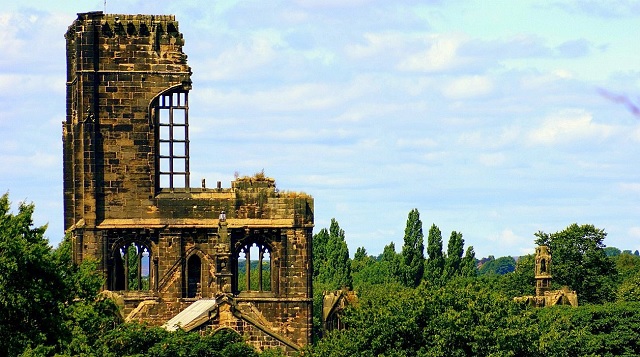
[109,239,154,292]
[184,249,205,298]
[233,235,276,294]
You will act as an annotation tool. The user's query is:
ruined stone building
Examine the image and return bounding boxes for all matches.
[514,245,578,307]
[63,12,314,353]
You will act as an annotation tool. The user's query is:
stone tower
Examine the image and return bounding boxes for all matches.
[63,12,313,353]
[535,245,552,296]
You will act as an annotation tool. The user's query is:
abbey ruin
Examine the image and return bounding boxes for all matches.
[63,12,314,353]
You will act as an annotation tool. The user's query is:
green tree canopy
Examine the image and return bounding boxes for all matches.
[425,224,445,284]
[312,228,330,279]
[400,208,425,288]
[445,231,464,279]
[460,246,477,278]
[535,223,617,304]
[478,256,516,276]
[315,219,351,290]
[0,193,68,356]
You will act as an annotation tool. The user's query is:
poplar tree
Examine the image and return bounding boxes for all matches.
[400,208,425,287]
[425,224,445,283]
[380,241,402,283]
[445,231,464,279]
[460,246,477,277]
[317,219,352,289]
[312,228,329,279]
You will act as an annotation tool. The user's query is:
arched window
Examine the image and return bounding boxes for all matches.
[237,242,271,292]
[185,254,202,298]
[111,242,151,291]
[154,90,189,189]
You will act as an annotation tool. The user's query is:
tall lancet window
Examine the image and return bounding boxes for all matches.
[155,90,189,189]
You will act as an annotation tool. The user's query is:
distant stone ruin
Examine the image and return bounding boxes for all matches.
[322,290,358,333]
[514,245,578,307]
[64,12,313,354]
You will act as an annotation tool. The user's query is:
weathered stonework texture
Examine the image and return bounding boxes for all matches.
[64,11,313,354]
[514,245,578,307]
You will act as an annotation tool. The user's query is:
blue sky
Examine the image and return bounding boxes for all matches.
[1,0,639,258]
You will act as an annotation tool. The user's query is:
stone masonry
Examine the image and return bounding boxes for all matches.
[63,12,314,354]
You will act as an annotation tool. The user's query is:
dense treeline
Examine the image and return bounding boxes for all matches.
[308,209,640,356]
[0,193,284,357]
[2,193,640,356]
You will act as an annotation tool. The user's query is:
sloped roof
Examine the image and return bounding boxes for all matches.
[162,299,218,332]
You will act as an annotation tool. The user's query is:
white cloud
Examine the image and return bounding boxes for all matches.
[198,35,280,80]
[442,75,494,99]
[458,127,520,150]
[345,32,407,59]
[527,109,615,145]
[489,229,532,255]
[397,33,467,73]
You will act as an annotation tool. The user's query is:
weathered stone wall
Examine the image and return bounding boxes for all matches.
[64,12,314,354]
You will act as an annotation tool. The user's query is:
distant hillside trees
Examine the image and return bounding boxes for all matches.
[478,256,517,276]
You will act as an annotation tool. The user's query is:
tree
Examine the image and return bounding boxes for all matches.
[460,246,477,277]
[425,224,445,284]
[0,193,68,356]
[445,231,464,279]
[604,247,622,257]
[617,271,640,302]
[498,254,535,298]
[478,256,516,276]
[535,223,617,304]
[316,219,351,290]
[351,247,370,274]
[313,228,330,279]
[400,209,425,287]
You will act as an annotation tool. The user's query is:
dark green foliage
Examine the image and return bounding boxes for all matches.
[400,209,425,288]
[351,247,372,275]
[478,256,516,276]
[315,219,351,290]
[617,271,640,302]
[93,324,258,357]
[0,193,67,356]
[613,251,640,282]
[309,278,537,357]
[444,231,464,279]
[535,223,617,304]
[424,224,445,284]
[379,241,402,282]
[460,246,477,278]
[312,228,329,279]
[237,259,271,291]
[498,254,535,298]
[536,302,640,356]
[604,246,621,257]
[351,244,399,289]
[312,219,351,340]
[309,273,640,357]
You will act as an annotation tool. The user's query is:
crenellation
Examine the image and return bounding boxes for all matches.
[65,11,312,355]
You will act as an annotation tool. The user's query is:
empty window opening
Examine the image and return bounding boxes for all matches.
[237,243,271,292]
[112,242,151,291]
[186,254,202,298]
[155,90,189,189]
